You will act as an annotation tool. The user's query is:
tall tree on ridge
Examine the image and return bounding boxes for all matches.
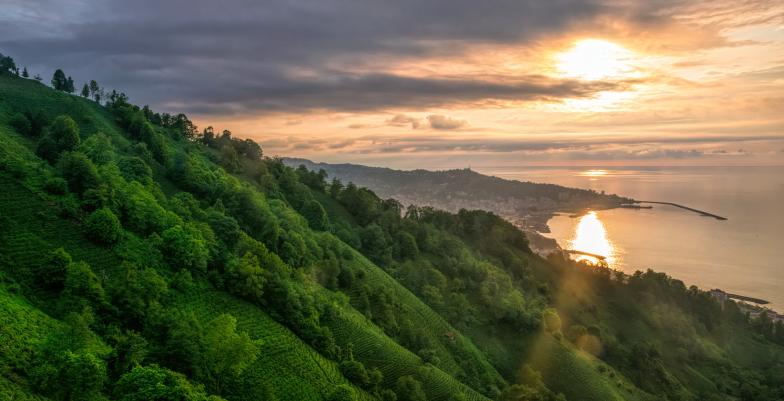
[51,69,67,90]
[81,83,90,98]
[0,53,16,75]
[65,76,75,93]
[89,80,100,101]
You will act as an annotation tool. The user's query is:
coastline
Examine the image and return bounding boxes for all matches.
[526,205,782,319]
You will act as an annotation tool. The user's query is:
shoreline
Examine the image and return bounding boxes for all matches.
[512,206,780,319]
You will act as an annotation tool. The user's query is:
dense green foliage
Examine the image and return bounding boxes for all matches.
[1,60,782,401]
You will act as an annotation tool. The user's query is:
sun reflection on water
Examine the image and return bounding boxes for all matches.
[569,211,615,266]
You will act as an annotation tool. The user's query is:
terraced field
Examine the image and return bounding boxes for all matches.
[0,286,59,400]
[338,242,505,384]
[177,287,376,401]
[323,296,491,401]
[0,173,120,284]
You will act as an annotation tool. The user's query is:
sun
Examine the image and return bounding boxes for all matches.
[556,39,635,80]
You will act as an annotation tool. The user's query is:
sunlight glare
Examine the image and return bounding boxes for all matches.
[579,169,608,177]
[569,211,615,265]
[557,39,635,80]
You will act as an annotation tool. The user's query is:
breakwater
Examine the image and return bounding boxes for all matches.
[632,201,727,220]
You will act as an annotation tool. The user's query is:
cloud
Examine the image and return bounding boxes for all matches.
[427,115,467,130]
[387,114,421,129]
[259,131,784,158]
[0,0,696,115]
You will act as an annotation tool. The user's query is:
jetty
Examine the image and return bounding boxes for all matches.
[711,289,770,306]
[564,249,606,261]
[726,293,769,305]
[631,201,727,220]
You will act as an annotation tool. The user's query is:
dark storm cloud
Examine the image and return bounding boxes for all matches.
[0,0,679,114]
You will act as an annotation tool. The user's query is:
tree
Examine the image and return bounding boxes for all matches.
[52,69,67,90]
[206,210,241,245]
[542,308,561,333]
[242,139,262,160]
[339,360,370,387]
[81,83,90,98]
[360,224,391,264]
[22,66,28,77]
[89,80,100,101]
[329,178,343,198]
[32,350,107,401]
[160,225,210,273]
[201,314,261,393]
[39,247,72,290]
[34,73,42,81]
[51,115,81,149]
[46,115,82,156]
[140,122,168,164]
[59,152,101,195]
[80,132,115,164]
[9,112,32,136]
[111,262,168,325]
[114,365,220,401]
[118,156,153,184]
[84,208,122,245]
[219,144,241,172]
[226,252,266,300]
[395,232,419,260]
[498,384,543,401]
[65,76,75,93]
[0,52,16,75]
[395,376,427,401]
[63,261,106,306]
[302,199,329,230]
[327,385,356,401]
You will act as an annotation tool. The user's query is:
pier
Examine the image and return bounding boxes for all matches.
[726,293,769,305]
[632,201,727,220]
[564,249,606,261]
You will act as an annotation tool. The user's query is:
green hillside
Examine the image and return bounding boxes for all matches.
[1,62,783,401]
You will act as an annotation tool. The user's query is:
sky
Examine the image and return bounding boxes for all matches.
[2,0,783,169]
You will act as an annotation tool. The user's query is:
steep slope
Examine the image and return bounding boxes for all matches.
[0,72,499,401]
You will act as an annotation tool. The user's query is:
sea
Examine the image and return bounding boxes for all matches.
[482,166,784,311]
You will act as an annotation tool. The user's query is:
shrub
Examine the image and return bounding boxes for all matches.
[327,385,356,401]
[395,231,419,260]
[84,208,122,245]
[9,112,31,135]
[160,225,210,273]
[49,115,81,152]
[44,176,68,195]
[117,156,152,184]
[543,308,561,333]
[63,261,106,306]
[395,376,426,401]
[339,360,370,387]
[31,350,107,401]
[302,199,329,230]
[59,151,101,195]
[114,365,214,401]
[39,247,72,289]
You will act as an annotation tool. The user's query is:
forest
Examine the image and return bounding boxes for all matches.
[1,53,783,401]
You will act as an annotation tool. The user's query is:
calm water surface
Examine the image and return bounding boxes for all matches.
[483,166,784,311]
